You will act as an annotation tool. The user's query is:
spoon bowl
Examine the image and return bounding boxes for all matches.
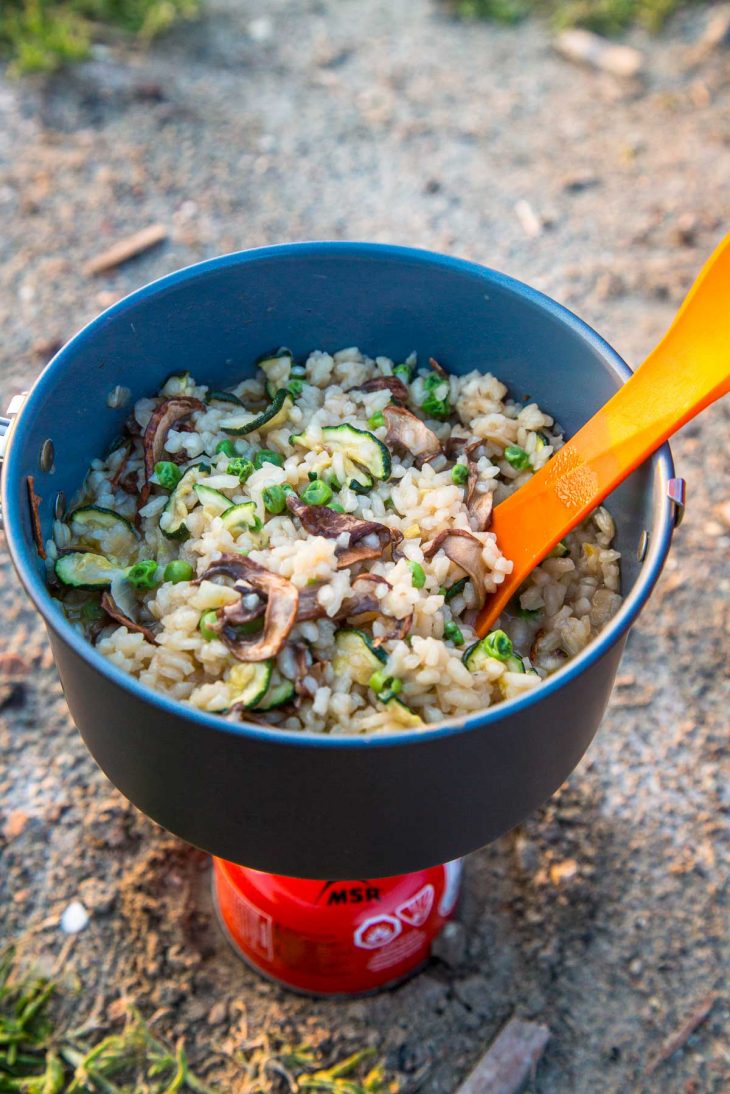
[477,232,730,635]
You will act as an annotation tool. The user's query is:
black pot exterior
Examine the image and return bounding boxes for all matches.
[48,619,625,878]
[3,244,676,879]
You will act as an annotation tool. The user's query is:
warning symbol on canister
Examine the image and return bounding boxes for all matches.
[395,883,435,927]
[353,914,402,950]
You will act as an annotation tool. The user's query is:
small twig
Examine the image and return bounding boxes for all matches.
[645,991,717,1076]
[84,224,168,276]
[26,476,47,560]
[456,1017,550,1094]
[51,934,77,977]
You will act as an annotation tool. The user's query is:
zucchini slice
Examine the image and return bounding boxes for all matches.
[209,661,273,712]
[193,483,234,514]
[253,678,296,710]
[333,628,387,686]
[220,390,294,436]
[383,697,423,728]
[462,640,492,673]
[343,458,373,493]
[444,577,468,603]
[206,390,243,406]
[160,463,210,541]
[55,551,123,589]
[257,348,293,392]
[291,424,391,483]
[69,506,138,558]
[219,501,261,533]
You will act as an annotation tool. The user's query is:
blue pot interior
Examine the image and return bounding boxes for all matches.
[8,244,659,635]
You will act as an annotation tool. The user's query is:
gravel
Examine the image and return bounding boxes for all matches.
[1,1,728,1091]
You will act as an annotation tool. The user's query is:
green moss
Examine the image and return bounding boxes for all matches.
[0,945,395,1092]
[0,0,200,74]
[448,0,704,34]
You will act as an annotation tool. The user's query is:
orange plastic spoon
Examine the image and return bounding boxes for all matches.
[476,231,730,636]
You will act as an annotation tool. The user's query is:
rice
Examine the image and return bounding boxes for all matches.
[51,347,623,734]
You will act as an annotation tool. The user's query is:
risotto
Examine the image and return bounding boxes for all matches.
[45,347,622,733]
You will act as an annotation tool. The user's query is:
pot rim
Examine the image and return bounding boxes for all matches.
[3,241,675,750]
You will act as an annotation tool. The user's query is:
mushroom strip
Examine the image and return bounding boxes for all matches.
[196,554,299,661]
[26,476,46,560]
[100,592,158,645]
[423,528,488,606]
[382,405,442,463]
[138,396,205,510]
[285,495,401,569]
[292,643,314,699]
[348,376,409,402]
[219,591,266,628]
[469,490,494,532]
[295,574,392,623]
[372,611,413,647]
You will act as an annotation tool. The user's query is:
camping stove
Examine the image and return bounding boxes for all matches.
[213,857,463,995]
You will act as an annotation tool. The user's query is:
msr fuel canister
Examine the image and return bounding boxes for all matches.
[213,858,463,995]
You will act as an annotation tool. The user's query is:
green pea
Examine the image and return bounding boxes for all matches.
[368,671,402,702]
[393,363,412,382]
[154,461,182,490]
[420,373,451,419]
[254,449,284,469]
[423,372,446,392]
[198,610,219,641]
[286,379,304,397]
[368,410,385,430]
[369,669,388,693]
[227,457,255,482]
[451,463,469,485]
[127,559,159,589]
[409,561,426,589]
[482,629,513,662]
[164,559,194,584]
[327,502,345,513]
[263,485,287,515]
[443,621,464,645]
[421,393,450,420]
[377,679,403,702]
[215,439,237,457]
[301,479,333,506]
[504,444,531,470]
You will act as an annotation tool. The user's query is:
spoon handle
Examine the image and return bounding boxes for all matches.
[477,232,730,634]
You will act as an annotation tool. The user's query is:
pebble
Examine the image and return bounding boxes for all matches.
[60,900,90,934]
[549,859,579,884]
[514,199,542,239]
[554,30,644,78]
[431,920,467,968]
[2,808,29,841]
[207,1001,228,1026]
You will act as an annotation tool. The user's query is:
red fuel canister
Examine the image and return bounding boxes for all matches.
[213,857,463,995]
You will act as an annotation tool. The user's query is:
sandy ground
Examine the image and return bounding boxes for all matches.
[1,1,729,1090]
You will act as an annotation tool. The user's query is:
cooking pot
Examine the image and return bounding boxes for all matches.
[1,243,680,878]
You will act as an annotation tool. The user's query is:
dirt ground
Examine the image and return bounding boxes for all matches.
[1,1,729,1090]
